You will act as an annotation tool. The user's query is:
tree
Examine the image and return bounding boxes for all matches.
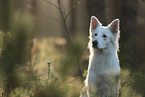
[119,0,137,69]
[0,0,13,32]
[87,0,107,25]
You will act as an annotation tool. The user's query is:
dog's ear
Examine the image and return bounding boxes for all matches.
[90,16,101,30]
[109,19,120,35]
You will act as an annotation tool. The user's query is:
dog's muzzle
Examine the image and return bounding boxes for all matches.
[92,40,98,49]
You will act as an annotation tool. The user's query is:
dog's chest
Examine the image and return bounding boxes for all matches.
[89,54,120,78]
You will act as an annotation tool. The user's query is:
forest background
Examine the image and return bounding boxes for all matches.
[0,0,145,97]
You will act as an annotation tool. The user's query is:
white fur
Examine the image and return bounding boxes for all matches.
[80,16,120,97]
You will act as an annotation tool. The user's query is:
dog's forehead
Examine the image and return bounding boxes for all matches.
[94,26,111,35]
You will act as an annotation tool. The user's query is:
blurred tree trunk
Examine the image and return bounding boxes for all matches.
[87,0,107,25]
[136,1,145,71]
[120,0,137,42]
[119,0,137,69]
[105,0,122,22]
[0,0,34,96]
[1,16,33,96]
[0,0,13,32]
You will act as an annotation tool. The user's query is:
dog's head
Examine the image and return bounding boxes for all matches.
[89,16,120,51]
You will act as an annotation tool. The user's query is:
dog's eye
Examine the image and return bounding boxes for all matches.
[94,33,97,36]
[103,35,107,38]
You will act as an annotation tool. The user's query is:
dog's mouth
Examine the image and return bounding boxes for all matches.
[92,44,106,50]
[92,45,104,50]
[92,44,98,49]
[93,46,104,50]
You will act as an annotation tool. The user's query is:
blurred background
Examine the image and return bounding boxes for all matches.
[0,0,145,97]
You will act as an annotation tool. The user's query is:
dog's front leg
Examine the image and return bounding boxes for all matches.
[111,84,119,97]
[88,83,98,97]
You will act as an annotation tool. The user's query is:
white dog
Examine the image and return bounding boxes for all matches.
[80,16,120,97]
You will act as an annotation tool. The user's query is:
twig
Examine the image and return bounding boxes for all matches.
[24,3,62,24]
[64,0,80,21]
[57,0,74,46]
[57,0,83,83]
[26,0,83,83]
[77,58,84,83]
[37,0,78,45]
[42,0,59,10]
[47,62,51,81]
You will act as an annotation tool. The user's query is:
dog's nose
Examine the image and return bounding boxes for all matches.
[92,40,98,48]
